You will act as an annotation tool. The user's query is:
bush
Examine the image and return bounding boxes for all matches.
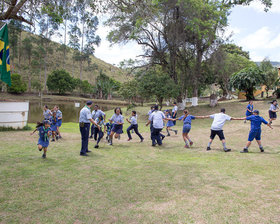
[47,70,75,95]
[7,73,27,94]
[273,88,280,99]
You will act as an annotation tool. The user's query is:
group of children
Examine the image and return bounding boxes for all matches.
[31,105,63,158]
[32,100,278,158]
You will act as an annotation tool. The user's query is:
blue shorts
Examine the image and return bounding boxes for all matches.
[38,139,49,148]
[51,124,57,132]
[248,130,261,141]
[56,119,62,127]
[183,124,191,133]
[111,124,123,134]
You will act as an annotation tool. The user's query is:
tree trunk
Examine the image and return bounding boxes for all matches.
[80,20,85,80]
[158,97,163,110]
[63,20,67,70]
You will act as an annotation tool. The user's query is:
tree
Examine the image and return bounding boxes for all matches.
[95,71,120,99]
[137,68,179,109]
[230,67,265,100]
[207,44,255,97]
[7,73,27,94]
[106,0,272,103]
[47,69,75,94]
[118,80,139,103]
[259,58,278,97]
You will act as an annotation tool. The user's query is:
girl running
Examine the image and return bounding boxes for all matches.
[177,110,208,148]
[94,115,104,148]
[30,120,52,158]
[165,110,178,136]
[268,100,279,124]
[105,121,113,142]
[109,107,124,145]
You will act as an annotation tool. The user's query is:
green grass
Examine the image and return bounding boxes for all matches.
[0,100,280,223]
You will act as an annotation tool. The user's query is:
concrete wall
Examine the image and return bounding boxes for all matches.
[0,102,29,128]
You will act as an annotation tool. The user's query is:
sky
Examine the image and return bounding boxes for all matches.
[93,0,280,65]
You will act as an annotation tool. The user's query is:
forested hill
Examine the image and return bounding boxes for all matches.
[7,25,126,91]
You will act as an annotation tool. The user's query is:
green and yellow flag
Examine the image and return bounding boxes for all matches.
[0,24,11,86]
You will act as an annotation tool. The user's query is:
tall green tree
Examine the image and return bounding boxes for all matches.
[230,66,265,100]
[259,58,279,97]
[47,69,75,94]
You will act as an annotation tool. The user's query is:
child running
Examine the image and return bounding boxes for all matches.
[240,110,272,153]
[30,120,52,158]
[94,115,104,148]
[206,108,241,152]
[126,111,144,142]
[245,100,253,123]
[54,106,63,139]
[177,110,208,148]
[109,107,124,145]
[105,121,113,142]
[165,110,178,136]
[268,100,279,124]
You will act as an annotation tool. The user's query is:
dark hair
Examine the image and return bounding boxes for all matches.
[132,111,136,115]
[271,100,277,104]
[221,108,226,113]
[151,106,155,109]
[36,121,44,128]
[173,102,177,105]
[94,104,99,108]
[114,107,122,115]
[99,115,104,121]
[44,105,48,109]
[184,109,189,114]
[154,105,159,110]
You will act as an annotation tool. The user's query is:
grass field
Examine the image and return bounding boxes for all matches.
[0,100,280,224]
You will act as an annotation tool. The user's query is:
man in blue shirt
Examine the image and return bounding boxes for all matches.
[79,101,99,156]
[240,110,272,153]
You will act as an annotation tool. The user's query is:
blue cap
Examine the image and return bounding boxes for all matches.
[86,101,93,105]
[253,110,259,114]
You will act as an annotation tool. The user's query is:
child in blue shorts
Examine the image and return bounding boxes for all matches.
[240,110,272,153]
[105,121,113,142]
[31,120,52,158]
[177,109,208,148]
[245,100,253,123]
[50,111,58,142]
[165,110,178,136]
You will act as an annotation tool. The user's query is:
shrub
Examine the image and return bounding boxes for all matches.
[7,73,27,94]
[47,70,75,95]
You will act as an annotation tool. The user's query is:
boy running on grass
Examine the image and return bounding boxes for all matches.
[207,108,242,152]
[268,100,279,124]
[240,110,272,153]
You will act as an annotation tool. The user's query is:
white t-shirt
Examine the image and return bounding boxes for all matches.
[172,105,178,113]
[210,113,231,131]
[149,111,166,129]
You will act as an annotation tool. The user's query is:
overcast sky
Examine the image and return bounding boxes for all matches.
[93,0,280,65]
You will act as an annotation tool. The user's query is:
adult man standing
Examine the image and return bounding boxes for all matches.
[146,105,166,146]
[206,108,240,152]
[79,101,99,156]
[172,102,178,125]
[90,105,106,140]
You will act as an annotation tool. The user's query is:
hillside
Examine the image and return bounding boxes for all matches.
[255,61,280,68]
[8,29,127,88]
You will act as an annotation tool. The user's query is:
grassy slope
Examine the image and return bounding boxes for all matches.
[10,31,127,85]
[0,100,280,224]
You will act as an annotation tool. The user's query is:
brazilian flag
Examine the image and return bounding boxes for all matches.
[0,24,11,86]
